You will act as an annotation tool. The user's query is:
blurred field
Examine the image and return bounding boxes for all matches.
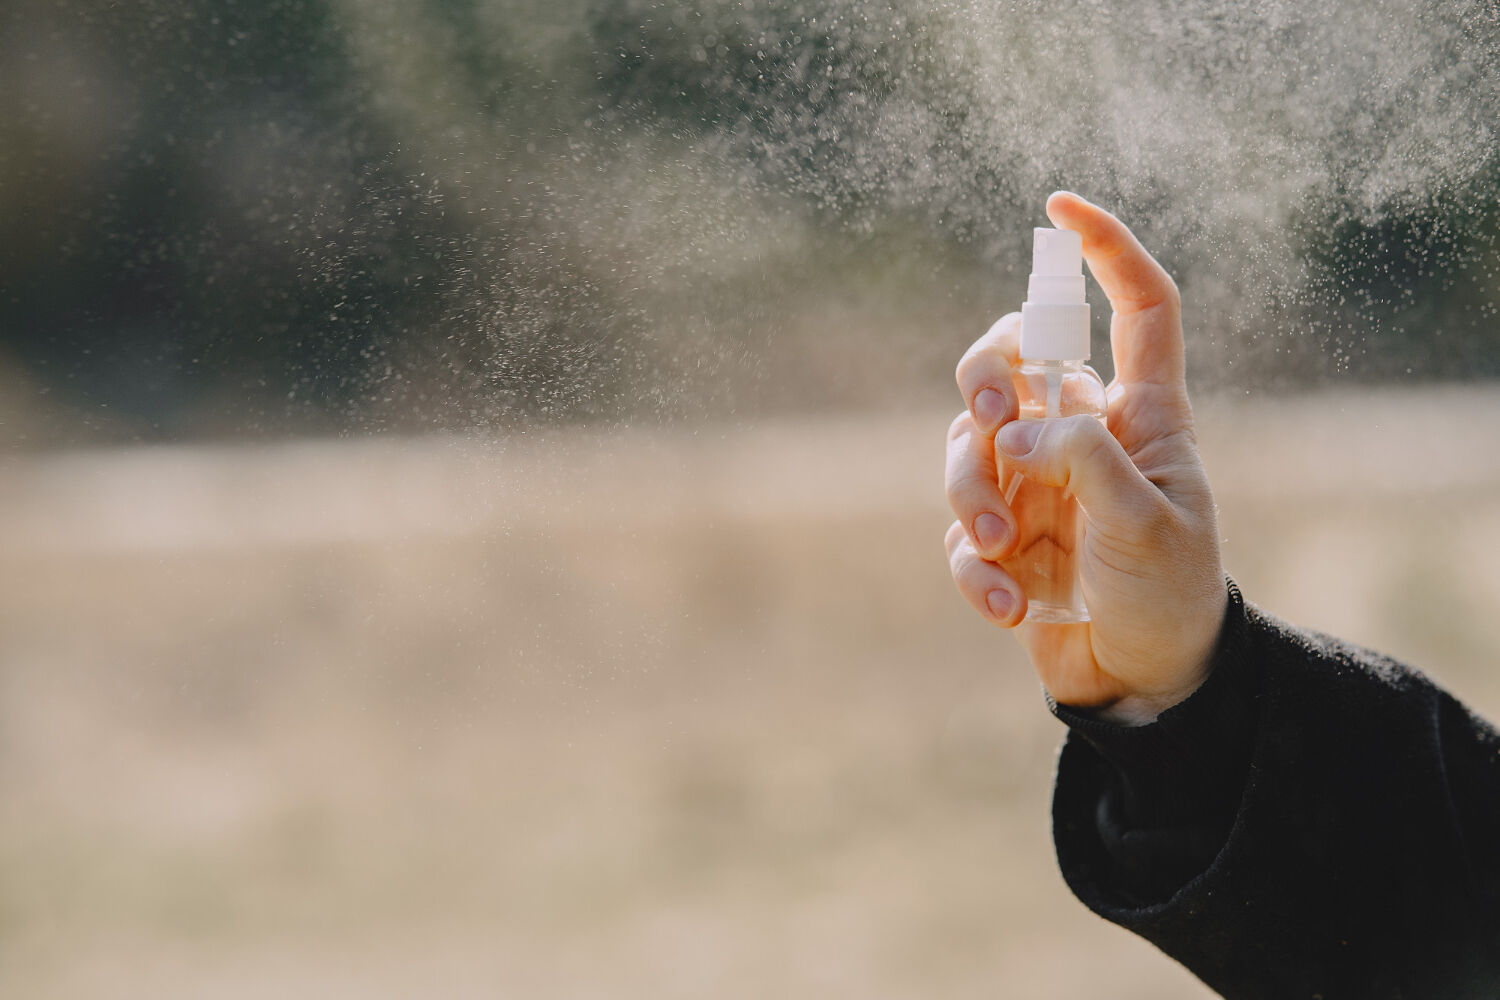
[3,384,1500,999]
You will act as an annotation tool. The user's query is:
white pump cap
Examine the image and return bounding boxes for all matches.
[1020,227,1091,360]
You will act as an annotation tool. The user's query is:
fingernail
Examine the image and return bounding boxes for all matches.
[986,589,1015,621]
[973,388,1007,433]
[973,512,1009,553]
[997,420,1041,458]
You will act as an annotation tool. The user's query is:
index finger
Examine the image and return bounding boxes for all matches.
[1045,191,1184,388]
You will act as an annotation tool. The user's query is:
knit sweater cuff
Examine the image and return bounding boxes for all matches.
[1048,580,1261,831]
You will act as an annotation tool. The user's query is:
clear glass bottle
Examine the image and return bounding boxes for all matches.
[1000,226,1107,623]
[1001,359,1107,622]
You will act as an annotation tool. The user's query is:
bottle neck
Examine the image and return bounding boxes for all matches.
[1021,359,1087,373]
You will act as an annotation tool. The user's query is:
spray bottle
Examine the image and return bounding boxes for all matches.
[1001,227,1107,623]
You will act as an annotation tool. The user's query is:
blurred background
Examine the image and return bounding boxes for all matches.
[2,0,1499,996]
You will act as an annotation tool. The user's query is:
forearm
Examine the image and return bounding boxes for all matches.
[1051,582,1500,998]
[1049,581,1258,906]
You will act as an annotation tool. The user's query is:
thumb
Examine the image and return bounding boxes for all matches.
[996,416,1164,528]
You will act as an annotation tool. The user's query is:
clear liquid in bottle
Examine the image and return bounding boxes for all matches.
[1000,360,1107,623]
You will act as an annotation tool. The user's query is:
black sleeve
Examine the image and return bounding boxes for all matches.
[1050,581,1500,999]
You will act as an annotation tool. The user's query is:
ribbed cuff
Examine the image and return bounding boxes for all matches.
[1048,580,1261,831]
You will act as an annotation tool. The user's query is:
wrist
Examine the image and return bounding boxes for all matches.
[1079,581,1232,726]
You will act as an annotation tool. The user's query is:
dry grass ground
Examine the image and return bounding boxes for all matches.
[3,384,1499,999]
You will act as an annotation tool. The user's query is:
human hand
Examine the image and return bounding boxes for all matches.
[944,192,1227,725]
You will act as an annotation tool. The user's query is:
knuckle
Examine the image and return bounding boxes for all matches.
[947,410,973,442]
[1162,274,1182,310]
[1046,415,1108,462]
[1034,416,1116,492]
[955,338,987,382]
[944,519,965,554]
[956,336,1017,398]
[951,546,988,592]
[946,448,1001,516]
[948,534,977,580]
[954,353,989,397]
[983,312,1022,343]
[946,471,993,520]
[1077,420,1115,467]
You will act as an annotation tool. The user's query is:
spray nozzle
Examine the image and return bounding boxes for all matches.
[1032,227,1083,278]
[1020,226,1091,361]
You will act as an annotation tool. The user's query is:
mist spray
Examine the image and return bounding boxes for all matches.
[1001,227,1107,623]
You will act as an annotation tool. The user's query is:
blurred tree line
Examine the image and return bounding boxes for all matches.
[1,0,1496,441]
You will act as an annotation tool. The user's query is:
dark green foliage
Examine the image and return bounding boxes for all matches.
[0,0,446,432]
[1292,161,1500,382]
